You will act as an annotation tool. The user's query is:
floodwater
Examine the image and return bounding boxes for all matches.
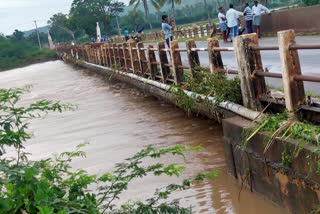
[0,61,287,214]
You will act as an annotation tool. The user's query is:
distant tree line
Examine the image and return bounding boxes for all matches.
[14,0,319,44]
[0,31,56,71]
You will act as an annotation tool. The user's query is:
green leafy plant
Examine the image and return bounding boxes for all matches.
[0,87,219,213]
[172,67,242,116]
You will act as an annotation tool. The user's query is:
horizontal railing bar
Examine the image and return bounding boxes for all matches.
[191,48,208,52]
[255,71,282,78]
[150,48,158,51]
[251,46,279,51]
[177,65,189,69]
[215,68,238,75]
[164,63,172,67]
[151,62,160,65]
[213,47,234,51]
[175,48,187,52]
[289,44,320,50]
[294,75,320,83]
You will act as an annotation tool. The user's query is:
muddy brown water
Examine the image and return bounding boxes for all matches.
[0,61,287,214]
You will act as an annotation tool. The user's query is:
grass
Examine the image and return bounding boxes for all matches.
[267,84,284,92]
[306,91,320,98]
[243,112,320,173]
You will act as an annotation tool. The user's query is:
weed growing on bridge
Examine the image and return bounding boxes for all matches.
[242,112,320,173]
[172,67,242,116]
[0,87,218,214]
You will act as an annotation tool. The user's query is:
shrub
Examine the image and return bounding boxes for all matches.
[0,87,218,213]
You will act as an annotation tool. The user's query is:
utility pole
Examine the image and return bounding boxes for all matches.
[34,20,42,49]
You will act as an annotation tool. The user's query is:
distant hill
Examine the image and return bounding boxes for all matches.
[24,25,51,37]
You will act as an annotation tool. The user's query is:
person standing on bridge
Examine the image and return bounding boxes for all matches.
[218,7,228,43]
[124,28,129,42]
[226,4,240,42]
[162,15,174,48]
[252,0,270,38]
[243,3,253,34]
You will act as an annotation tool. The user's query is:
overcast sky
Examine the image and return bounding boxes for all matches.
[0,0,130,35]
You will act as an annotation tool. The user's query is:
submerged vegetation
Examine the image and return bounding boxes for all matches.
[0,87,218,214]
[172,67,242,116]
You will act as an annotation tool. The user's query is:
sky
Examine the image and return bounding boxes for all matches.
[0,0,130,35]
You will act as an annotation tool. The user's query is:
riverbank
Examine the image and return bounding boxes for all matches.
[0,40,58,72]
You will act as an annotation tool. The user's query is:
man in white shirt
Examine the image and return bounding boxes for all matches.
[252,0,270,38]
[226,4,240,42]
[218,7,228,43]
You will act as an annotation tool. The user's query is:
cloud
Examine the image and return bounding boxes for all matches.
[0,0,130,35]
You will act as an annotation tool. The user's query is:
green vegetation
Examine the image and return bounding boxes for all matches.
[0,87,218,213]
[302,0,320,6]
[172,68,242,116]
[242,112,320,172]
[0,35,57,72]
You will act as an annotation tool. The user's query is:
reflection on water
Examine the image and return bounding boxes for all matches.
[0,61,287,214]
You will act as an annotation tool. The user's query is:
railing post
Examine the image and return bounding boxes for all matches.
[113,43,120,67]
[208,37,224,73]
[186,39,200,76]
[188,27,192,39]
[157,41,170,83]
[137,43,148,75]
[192,25,198,38]
[118,43,125,69]
[233,33,267,111]
[170,40,184,84]
[107,43,114,68]
[182,28,186,39]
[200,25,205,37]
[128,40,140,74]
[100,45,104,65]
[122,43,131,72]
[147,45,158,80]
[278,29,305,112]
[206,24,210,36]
[98,46,102,65]
[104,44,110,67]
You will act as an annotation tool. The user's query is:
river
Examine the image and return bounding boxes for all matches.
[0,61,287,214]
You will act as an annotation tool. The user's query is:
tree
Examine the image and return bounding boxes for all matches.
[302,0,319,5]
[160,0,182,24]
[203,0,212,27]
[110,0,125,36]
[129,0,162,30]
[48,13,76,43]
[120,10,148,32]
[70,0,121,36]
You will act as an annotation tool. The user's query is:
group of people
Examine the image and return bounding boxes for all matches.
[124,28,144,42]
[160,0,270,48]
[91,34,108,43]
[219,0,270,42]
